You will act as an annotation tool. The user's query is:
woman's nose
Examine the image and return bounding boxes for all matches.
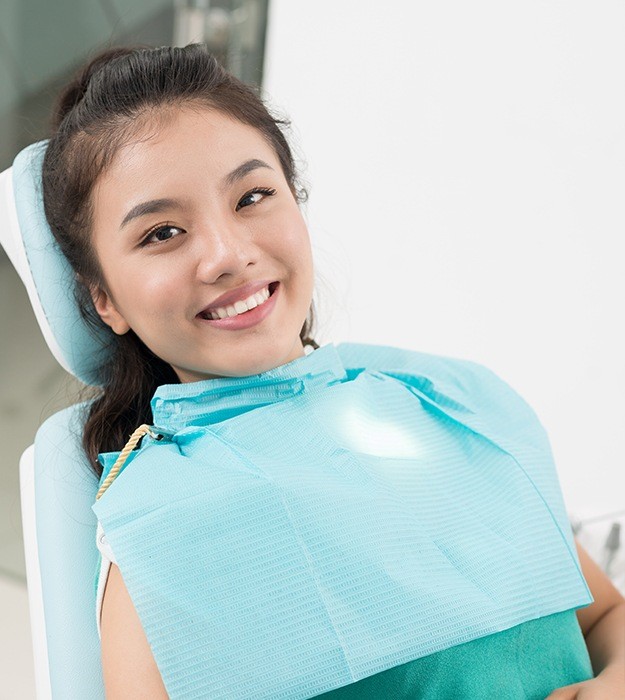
[193,219,260,284]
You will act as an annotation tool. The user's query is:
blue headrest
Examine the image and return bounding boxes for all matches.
[0,140,115,386]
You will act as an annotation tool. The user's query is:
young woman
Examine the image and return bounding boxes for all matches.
[42,44,624,699]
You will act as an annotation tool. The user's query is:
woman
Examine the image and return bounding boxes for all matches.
[42,44,624,698]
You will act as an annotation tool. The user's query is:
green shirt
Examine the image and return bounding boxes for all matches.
[314,609,592,699]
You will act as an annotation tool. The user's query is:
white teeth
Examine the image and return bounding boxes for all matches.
[204,285,271,320]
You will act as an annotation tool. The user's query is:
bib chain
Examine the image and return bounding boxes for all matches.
[95,424,160,500]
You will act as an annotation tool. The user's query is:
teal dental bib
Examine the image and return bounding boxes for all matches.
[92,342,591,699]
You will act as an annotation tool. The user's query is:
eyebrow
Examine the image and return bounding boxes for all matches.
[119,158,275,230]
[224,158,274,188]
[120,198,181,230]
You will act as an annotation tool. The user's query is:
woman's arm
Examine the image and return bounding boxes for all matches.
[574,538,625,673]
[100,563,169,699]
[545,538,625,698]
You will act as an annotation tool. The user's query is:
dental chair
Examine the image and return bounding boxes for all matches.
[1,141,114,699]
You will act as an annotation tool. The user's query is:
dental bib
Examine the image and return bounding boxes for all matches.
[92,342,591,700]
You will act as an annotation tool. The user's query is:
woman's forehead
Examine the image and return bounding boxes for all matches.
[96,109,280,194]
[91,110,283,226]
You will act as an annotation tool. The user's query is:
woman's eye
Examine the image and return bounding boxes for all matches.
[141,224,185,246]
[236,187,277,212]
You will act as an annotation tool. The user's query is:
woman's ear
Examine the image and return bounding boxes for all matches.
[89,284,131,335]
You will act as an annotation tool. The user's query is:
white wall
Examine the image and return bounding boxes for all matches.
[263,1,625,517]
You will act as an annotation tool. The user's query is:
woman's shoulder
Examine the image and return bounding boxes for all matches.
[336,340,506,384]
[336,341,532,404]
[336,341,549,448]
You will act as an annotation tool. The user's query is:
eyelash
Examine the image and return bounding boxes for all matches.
[139,186,277,247]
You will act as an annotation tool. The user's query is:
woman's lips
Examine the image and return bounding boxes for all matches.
[196,282,279,330]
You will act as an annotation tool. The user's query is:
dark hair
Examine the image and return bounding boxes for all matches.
[42,44,319,475]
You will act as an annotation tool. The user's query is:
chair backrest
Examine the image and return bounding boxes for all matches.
[19,403,105,698]
[1,141,113,697]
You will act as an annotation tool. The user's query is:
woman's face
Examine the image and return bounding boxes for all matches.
[90,107,315,382]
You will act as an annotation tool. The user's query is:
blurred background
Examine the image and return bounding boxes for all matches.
[1,1,623,697]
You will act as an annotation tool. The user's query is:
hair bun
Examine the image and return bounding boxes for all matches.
[51,46,141,131]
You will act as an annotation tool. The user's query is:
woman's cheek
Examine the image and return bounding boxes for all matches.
[279,224,312,266]
[142,263,188,306]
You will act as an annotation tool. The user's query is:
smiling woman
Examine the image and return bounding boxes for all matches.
[33,43,624,700]
[42,44,319,468]
[89,108,314,383]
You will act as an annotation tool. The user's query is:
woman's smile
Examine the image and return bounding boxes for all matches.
[196,281,280,329]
